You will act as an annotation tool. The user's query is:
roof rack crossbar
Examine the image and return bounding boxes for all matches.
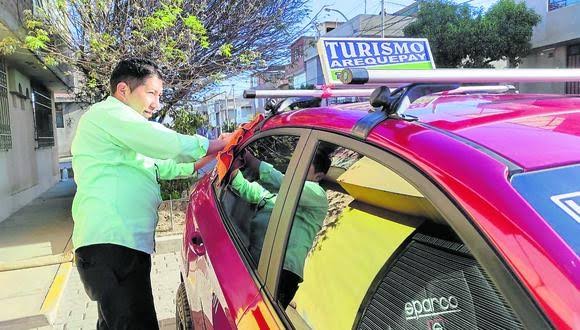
[341,68,580,84]
[442,85,516,95]
[243,89,375,99]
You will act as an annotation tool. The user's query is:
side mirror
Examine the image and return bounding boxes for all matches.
[264,98,279,114]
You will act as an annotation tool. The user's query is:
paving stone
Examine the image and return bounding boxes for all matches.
[54,251,180,328]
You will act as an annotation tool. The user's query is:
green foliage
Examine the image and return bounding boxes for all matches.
[24,29,50,51]
[219,43,233,58]
[143,3,182,32]
[182,15,209,48]
[0,0,309,116]
[239,50,261,66]
[161,40,187,62]
[0,37,18,55]
[482,0,541,66]
[55,0,67,10]
[44,56,59,67]
[221,121,236,133]
[24,16,43,30]
[169,108,207,136]
[404,0,540,68]
[404,0,473,67]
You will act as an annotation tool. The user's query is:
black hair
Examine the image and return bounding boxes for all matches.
[109,58,163,94]
[312,147,332,175]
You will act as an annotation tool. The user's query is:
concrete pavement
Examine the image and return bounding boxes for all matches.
[46,249,181,330]
[0,180,75,327]
[0,178,184,329]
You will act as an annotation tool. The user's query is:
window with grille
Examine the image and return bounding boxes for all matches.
[548,0,580,10]
[32,82,54,147]
[55,103,64,128]
[566,44,580,94]
[0,57,11,151]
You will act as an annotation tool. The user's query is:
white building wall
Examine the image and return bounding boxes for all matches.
[520,47,568,93]
[0,66,60,223]
[56,103,85,158]
[519,0,580,93]
[525,0,580,49]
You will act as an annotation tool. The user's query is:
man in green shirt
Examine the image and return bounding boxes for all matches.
[231,148,331,308]
[72,58,231,329]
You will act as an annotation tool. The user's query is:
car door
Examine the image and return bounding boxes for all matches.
[197,128,312,329]
[261,130,549,330]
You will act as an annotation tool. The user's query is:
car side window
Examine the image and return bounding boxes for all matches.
[219,135,300,269]
[277,141,524,330]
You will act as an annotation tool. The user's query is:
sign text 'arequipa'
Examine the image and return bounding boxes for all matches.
[317,37,436,85]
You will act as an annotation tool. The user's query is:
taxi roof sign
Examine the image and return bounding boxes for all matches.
[317,37,436,86]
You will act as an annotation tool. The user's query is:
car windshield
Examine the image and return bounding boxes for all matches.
[511,164,580,254]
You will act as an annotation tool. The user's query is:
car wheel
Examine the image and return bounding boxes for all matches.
[176,282,193,330]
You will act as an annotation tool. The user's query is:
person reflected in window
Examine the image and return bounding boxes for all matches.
[230,148,331,308]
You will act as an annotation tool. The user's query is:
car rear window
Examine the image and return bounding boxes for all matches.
[356,226,523,330]
[511,164,580,254]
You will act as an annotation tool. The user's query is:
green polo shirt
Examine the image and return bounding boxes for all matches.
[231,162,328,279]
[71,96,209,254]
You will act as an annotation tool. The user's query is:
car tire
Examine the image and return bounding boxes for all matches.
[176,282,194,330]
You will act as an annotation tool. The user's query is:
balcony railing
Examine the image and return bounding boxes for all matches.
[1,0,34,31]
[549,0,580,11]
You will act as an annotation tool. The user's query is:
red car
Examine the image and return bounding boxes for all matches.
[176,80,579,329]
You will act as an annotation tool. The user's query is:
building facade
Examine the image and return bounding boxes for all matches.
[54,91,86,158]
[520,0,580,93]
[287,36,316,89]
[1,0,71,222]
[249,65,288,115]
[293,15,415,90]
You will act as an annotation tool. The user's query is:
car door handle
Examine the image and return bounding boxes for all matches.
[190,231,206,256]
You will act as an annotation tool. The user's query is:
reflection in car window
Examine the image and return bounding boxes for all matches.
[278,142,523,330]
[219,135,299,268]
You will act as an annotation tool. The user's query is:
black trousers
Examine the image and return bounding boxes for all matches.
[277,269,302,309]
[75,244,159,330]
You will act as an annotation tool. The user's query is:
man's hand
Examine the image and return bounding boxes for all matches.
[206,133,236,155]
[194,155,215,173]
[218,132,234,142]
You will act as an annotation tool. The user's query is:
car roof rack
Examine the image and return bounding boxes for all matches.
[342,68,580,138]
[243,87,381,116]
[243,88,376,99]
[340,68,580,84]
[243,68,580,136]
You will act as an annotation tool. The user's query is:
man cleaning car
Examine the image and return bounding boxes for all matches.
[71,58,231,329]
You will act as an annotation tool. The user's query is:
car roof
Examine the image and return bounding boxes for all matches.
[261,93,580,172]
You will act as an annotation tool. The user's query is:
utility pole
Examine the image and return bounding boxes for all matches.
[381,0,385,38]
[231,84,237,125]
[224,92,229,127]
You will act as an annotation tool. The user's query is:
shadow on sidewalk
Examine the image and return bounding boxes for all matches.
[0,180,76,323]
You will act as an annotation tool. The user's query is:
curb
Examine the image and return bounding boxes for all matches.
[0,236,182,329]
[0,263,69,330]
[0,314,49,330]
[0,241,74,330]
[40,262,73,324]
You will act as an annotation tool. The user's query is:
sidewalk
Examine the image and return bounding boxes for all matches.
[0,180,76,327]
[0,179,184,329]
[48,249,181,330]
